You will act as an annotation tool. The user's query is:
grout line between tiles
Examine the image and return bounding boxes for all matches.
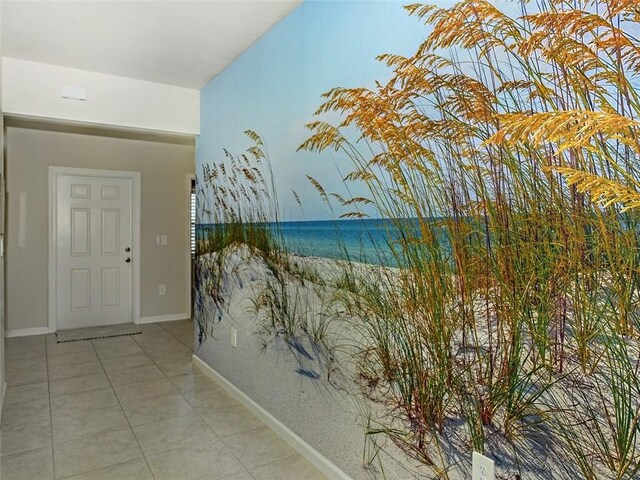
[128,321,233,460]
[88,337,159,480]
[135,321,285,478]
[156,320,195,351]
[55,458,146,480]
[44,336,58,480]
[134,322,249,470]
[3,323,305,480]
[219,468,258,480]
[154,321,323,478]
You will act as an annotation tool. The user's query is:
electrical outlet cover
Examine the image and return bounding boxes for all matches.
[472,452,495,480]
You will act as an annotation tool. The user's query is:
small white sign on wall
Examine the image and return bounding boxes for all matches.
[61,85,87,101]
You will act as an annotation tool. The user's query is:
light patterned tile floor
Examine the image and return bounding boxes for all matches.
[1,320,326,480]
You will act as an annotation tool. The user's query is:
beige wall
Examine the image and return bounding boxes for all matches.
[6,125,195,332]
[0,113,4,404]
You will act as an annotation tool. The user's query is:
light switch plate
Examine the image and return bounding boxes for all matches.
[472,452,495,480]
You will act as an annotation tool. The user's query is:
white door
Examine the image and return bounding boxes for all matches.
[56,174,133,329]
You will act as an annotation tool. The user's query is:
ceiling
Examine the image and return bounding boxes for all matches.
[2,0,301,89]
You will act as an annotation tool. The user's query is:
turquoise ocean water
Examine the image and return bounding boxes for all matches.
[277,218,402,266]
[197,218,422,267]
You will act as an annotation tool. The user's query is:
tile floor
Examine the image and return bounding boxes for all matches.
[1,320,326,480]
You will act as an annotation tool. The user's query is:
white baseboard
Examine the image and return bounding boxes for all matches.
[137,313,190,324]
[6,327,54,338]
[192,355,352,480]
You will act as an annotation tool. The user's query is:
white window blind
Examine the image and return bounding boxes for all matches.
[190,179,196,256]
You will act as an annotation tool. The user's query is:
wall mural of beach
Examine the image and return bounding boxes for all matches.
[196,1,640,478]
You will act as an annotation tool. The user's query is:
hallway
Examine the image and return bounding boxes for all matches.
[1,320,325,479]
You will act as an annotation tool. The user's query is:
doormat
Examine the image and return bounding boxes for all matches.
[56,324,142,343]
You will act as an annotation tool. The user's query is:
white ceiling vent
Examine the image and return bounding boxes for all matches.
[61,85,87,101]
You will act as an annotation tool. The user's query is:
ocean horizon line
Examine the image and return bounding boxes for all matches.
[196,217,432,267]
[197,216,437,226]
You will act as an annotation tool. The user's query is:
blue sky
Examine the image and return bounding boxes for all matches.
[198,0,437,221]
[197,0,635,222]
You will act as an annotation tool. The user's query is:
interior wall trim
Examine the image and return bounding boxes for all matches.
[5,114,197,146]
[0,381,7,420]
[6,326,54,337]
[192,354,353,480]
[137,313,190,324]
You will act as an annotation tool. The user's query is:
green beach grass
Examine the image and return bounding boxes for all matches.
[196,1,640,477]
[299,0,640,477]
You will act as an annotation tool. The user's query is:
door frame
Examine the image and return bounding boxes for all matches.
[186,172,195,320]
[48,166,141,332]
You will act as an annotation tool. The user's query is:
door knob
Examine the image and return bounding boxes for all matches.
[125,257,131,263]
[125,247,131,252]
